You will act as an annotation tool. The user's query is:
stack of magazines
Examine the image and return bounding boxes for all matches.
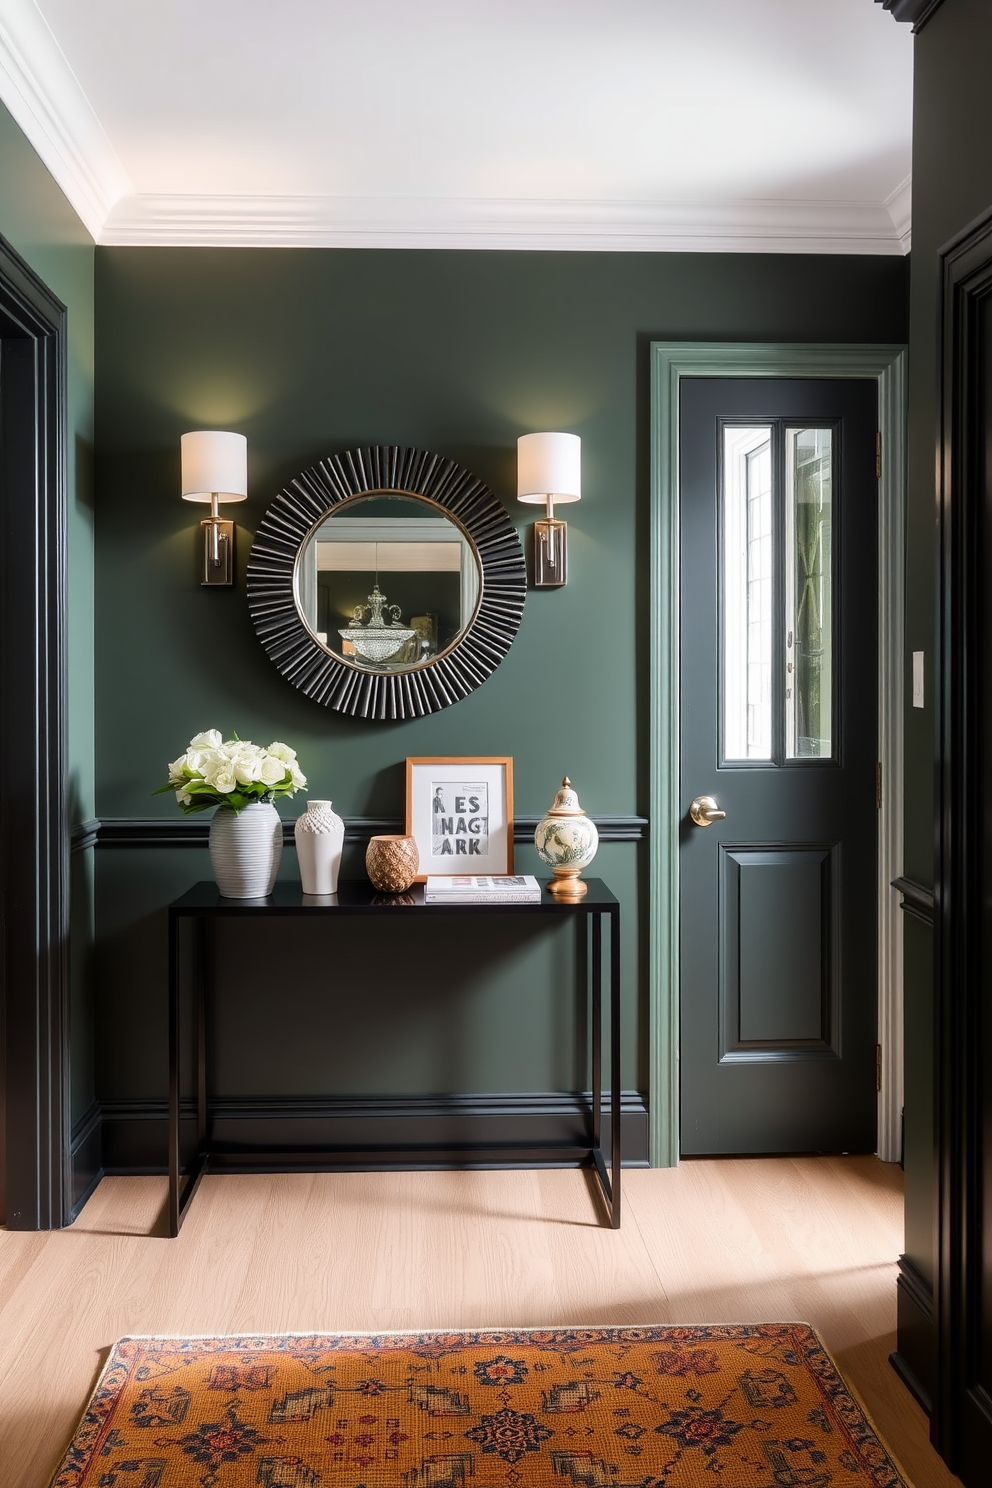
[424,875,542,903]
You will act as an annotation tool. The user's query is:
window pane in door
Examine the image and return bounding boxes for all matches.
[723,426,773,761]
[786,428,833,759]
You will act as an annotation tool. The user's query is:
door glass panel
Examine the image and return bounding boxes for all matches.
[723,426,773,761]
[786,428,833,759]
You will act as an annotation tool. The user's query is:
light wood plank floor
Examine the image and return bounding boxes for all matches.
[0,1158,961,1488]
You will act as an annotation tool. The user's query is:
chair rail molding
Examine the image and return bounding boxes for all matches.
[649,342,907,1167]
[94,815,648,847]
[893,875,935,926]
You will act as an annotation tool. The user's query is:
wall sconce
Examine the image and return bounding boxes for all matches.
[181,430,248,586]
[516,431,581,587]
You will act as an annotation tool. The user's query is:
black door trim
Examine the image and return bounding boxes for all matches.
[934,201,992,1472]
[0,231,69,1230]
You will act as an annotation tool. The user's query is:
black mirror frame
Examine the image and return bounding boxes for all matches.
[247,445,527,720]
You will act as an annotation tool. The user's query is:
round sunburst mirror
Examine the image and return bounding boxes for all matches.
[247,446,527,720]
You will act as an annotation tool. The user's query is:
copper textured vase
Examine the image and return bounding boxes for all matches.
[366,834,419,893]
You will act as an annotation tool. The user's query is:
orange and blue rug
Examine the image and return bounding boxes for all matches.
[50,1324,909,1487]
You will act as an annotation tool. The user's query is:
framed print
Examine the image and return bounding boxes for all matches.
[406,757,513,880]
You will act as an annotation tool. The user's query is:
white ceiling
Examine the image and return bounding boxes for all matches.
[0,0,914,252]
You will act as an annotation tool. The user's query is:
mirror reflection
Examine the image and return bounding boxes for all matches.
[295,493,481,672]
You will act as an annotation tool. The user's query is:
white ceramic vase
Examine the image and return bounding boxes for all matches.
[295,799,345,894]
[208,800,283,898]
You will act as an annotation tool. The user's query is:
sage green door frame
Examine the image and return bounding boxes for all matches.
[649,343,907,1167]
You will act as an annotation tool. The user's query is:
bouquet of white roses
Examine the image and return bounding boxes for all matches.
[154,729,307,814]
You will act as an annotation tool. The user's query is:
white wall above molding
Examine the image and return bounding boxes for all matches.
[0,0,129,240]
[100,191,912,255]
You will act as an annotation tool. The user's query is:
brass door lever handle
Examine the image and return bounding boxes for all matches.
[689,794,727,827]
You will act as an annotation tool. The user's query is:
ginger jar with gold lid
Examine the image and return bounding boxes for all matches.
[534,777,599,898]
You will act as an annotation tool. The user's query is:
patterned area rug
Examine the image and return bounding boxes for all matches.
[50,1325,909,1487]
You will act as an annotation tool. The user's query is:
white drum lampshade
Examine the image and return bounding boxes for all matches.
[516,432,581,587]
[181,430,248,503]
[516,431,581,506]
[181,430,248,586]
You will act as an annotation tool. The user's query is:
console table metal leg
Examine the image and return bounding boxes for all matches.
[589,909,620,1227]
[168,912,181,1237]
[610,903,621,1229]
[196,918,207,1160]
[591,914,602,1154]
[169,914,209,1237]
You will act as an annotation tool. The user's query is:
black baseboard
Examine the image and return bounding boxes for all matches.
[69,1101,103,1220]
[891,1253,935,1414]
[94,1091,649,1178]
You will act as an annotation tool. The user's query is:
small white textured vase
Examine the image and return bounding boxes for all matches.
[208,800,283,898]
[295,799,345,895]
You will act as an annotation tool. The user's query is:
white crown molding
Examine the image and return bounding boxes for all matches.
[885,174,912,252]
[0,0,129,240]
[0,2,911,257]
[100,191,911,255]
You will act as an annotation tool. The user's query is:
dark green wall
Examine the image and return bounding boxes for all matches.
[94,247,907,1115]
[0,100,96,1123]
[902,0,992,1295]
[0,101,95,818]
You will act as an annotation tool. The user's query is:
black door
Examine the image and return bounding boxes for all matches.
[679,377,878,1155]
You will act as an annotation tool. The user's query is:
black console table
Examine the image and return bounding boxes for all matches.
[168,879,621,1236]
